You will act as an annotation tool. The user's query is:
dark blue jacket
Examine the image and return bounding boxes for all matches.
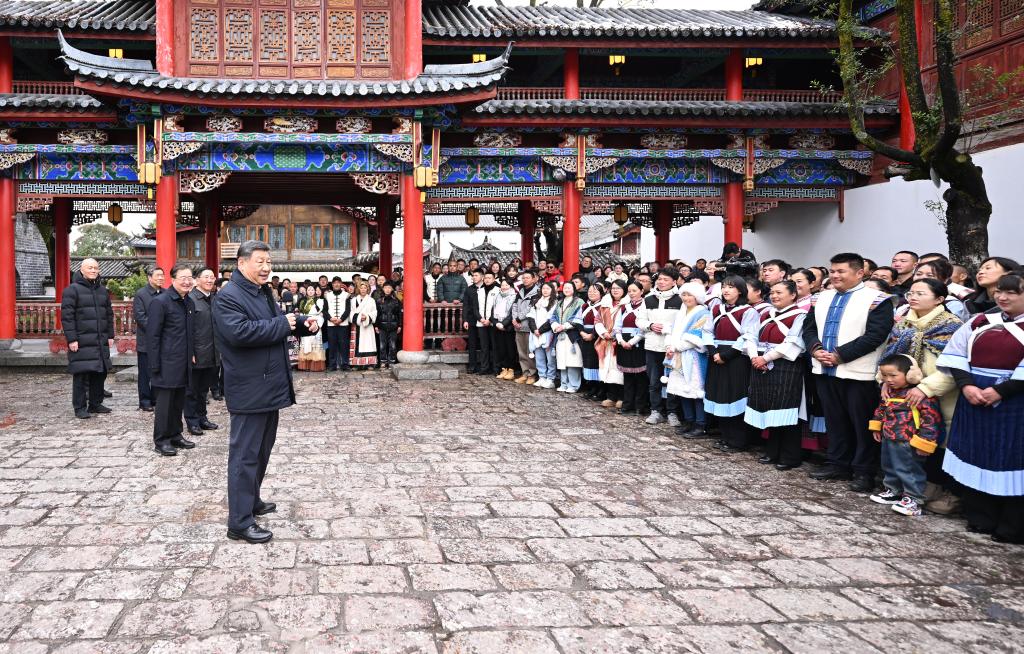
[146,289,194,389]
[212,270,313,414]
[132,284,162,354]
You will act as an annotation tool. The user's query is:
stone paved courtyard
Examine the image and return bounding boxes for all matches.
[1,370,1023,653]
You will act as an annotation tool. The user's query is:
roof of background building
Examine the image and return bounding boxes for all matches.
[423,4,854,41]
[448,242,630,269]
[474,98,898,118]
[0,92,104,111]
[58,32,512,102]
[0,0,154,35]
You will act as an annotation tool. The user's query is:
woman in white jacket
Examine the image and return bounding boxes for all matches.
[665,282,711,437]
[527,282,559,388]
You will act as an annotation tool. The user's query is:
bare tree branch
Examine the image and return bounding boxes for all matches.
[895,0,929,142]
[927,0,963,159]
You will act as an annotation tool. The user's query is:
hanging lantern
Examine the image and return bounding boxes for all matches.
[465,205,480,231]
[613,202,629,226]
[107,203,123,227]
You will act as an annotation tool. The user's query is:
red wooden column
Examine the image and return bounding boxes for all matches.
[519,201,535,264]
[404,0,423,79]
[155,0,175,75]
[725,49,743,101]
[654,201,672,265]
[0,37,12,93]
[562,182,581,277]
[156,174,178,286]
[204,203,220,273]
[724,182,744,248]
[53,198,72,303]
[400,175,424,352]
[0,177,16,341]
[378,201,393,276]
[564,48,580,100]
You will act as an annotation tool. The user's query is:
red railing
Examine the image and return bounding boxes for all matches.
[15,302,135,339]
[496,87,844,103]
[12,81,84,95]
[423,302,466,340]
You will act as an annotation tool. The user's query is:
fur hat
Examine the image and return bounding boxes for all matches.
[678,281,707,305]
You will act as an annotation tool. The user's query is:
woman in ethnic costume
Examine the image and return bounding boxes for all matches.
[551,281,585,393]
[596,280,626,409]
[579,284,605,400]
[936,273,1024,543]
[614,280,648,414]
[742,281,807,470]
[296,285,326,371]
[665,281,711,438]
[702,275,760,453]
[882,277,962,513]
[349,281,378,369]
[792,267,827,449]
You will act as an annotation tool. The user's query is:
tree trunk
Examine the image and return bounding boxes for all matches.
[933,150,991,268]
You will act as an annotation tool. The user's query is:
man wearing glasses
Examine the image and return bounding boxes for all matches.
[146,265,196,456]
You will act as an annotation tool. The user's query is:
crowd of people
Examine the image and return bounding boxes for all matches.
[59,243,1024,545]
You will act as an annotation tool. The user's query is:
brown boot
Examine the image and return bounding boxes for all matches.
[525,375,538,385]
[514,374,528,384]
[601,399,615,408]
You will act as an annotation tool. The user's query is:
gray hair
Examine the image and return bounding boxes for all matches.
[237,240,271,261]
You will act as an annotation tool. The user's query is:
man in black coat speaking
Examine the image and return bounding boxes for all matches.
[213,240,320,544]
[147,265,196,456]
[61,258,114,419]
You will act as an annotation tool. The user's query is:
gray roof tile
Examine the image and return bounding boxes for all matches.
[0,0,154,34]
[0,92,104,111]
[473,98,897,118]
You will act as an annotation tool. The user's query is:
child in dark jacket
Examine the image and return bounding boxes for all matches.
[868,353,944,517]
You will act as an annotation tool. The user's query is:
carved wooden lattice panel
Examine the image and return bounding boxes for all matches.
[965,0,995,49]
[182,0,397,79]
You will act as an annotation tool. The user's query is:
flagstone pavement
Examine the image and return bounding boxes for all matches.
[0,369,1023,653]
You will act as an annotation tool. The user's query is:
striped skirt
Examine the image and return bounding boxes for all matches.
[744,357,804,428]
[703,353,751,418]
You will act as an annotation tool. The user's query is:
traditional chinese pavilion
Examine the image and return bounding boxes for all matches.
[0,0,903,358]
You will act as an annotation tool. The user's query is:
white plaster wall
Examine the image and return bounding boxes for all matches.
[641,140,1024,267]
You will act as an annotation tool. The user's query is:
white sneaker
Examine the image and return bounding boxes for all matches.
[564,387,578,394]
[645,411,664,425]
[556,385,568,392]
[541,379,555,389]
[667,414,681,427]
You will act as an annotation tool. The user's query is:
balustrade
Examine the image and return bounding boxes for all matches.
[15,302,135,339]
[423,302,466,341]
[12,81,83,95]
[495,87,843,104]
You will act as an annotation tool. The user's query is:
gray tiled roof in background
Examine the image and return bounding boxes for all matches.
[424,5,851,41]
[0,93,103,111]
[473,98,898,118]
[0,0,154,34]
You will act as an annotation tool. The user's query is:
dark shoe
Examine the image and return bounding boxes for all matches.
[254,502,277,516]
[211,392,224,401]
[775,462,802,471]
[848,475,875,493]
[170,437,196,450]
[717,443,748,454]
[758,455,776,465]
[103,389,113,398]
[227,524,273,544]
[674,422,694,436]
[199,420,219,431]
[809,466,853,481]
[88,404,112,414]
[75,409,91,419]
[991,533,1024,544]
[154,444,177,456]
[139,405,154,412]
[618,407,636,415]
[967,524,995,535]
[187,425,204,436]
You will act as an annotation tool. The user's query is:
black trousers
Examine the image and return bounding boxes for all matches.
[325,326,345,369]
[466,324,481,371]
[720,415,757,449]
[816,375,881,476]
[228,410,278,531]
[646,350,680,415]
[379,328,399,363]
[622,372,647,412]
[766,423,804,466]
[962,488,1024,542]
[72,371,106,411]
[338,326,352,368]
[153,386,185,447]
[470,325,494,373]
[494,328,517,369]
[212,365,223,395]
[185,367,217,428]
[136,352,154,408]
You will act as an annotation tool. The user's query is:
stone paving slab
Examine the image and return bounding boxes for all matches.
[0,369,1022,652]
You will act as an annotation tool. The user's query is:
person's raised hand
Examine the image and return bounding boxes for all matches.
[305,317,320,333]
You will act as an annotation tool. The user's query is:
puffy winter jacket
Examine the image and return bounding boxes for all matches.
[60,272,114,374]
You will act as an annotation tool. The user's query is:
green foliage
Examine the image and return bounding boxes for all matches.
[106,270,148,301]
[73,223,133,257]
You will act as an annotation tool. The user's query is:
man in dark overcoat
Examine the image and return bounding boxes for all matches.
[132,266,164,412]
[147,265,196,456]
[61,258,115,419]
[212,240,319,544]
[185,267,220,435]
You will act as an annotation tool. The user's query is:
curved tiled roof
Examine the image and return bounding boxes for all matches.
[473,98,898,118]
[0,92,103,111]
[0,0,154,34]
[424,5,851,41]
[58,32,512,102]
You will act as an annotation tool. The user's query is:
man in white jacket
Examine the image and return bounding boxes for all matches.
[637,267,683,426]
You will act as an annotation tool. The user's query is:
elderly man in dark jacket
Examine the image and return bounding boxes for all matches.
[184,267,220,436]
[147,265,196,456]
[212,240,319,544]
[61,258,115,419]
[132,266,164,412]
